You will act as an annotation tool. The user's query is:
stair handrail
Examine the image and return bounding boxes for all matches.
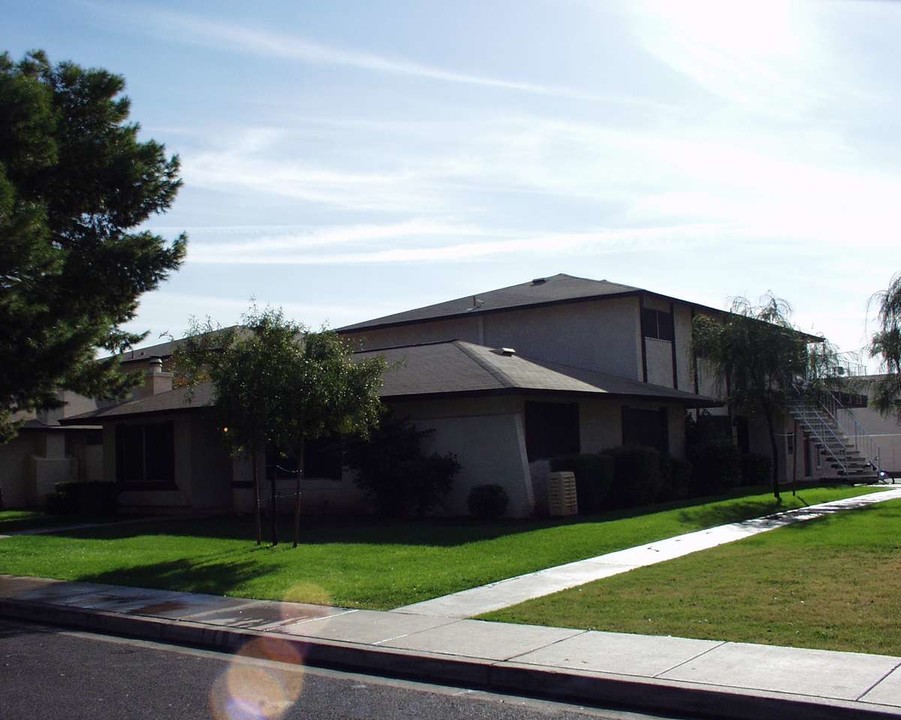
[828,391,882,475]
[789,383,852,472]
[790,382,883,477]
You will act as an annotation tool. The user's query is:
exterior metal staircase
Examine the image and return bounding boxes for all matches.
[787,385,883,482]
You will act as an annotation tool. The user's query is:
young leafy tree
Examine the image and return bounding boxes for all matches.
[0,51,186,441]
[176,307,386,546]
[869,274,901,420]
[176,309,301,545]
[274,331,386,547]
[692,295,825,500]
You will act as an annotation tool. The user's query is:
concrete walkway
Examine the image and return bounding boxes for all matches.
[397,486,901,617]
[3,487,901,719]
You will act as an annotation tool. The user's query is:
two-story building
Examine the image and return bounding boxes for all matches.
[11,273,851,516]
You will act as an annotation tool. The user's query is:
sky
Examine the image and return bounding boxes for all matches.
[4,0,901,368]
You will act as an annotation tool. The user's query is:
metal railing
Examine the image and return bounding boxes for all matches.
[789,384,882,478]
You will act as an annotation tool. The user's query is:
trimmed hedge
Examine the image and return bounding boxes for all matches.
[45,481,119,516]
[741,452,772,486]
[688,436,741,495]
[550,453,614,514]
[661,454,694,501]
[467,484,509,520]
[602,446,663,509]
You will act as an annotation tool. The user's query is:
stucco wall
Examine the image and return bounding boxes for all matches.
[420,412,533,517]
[674,304,695,391]
[645,338,673,387]
[846,405,901,474]
[482,297,642,378]
[0,434,38,507]
[188,413,234,510]
[389,395,532,516]
[0,431,76,508]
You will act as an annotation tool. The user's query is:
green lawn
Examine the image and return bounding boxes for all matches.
[0,510,122,534]
[483,497,901,655]
[0,486,881,610]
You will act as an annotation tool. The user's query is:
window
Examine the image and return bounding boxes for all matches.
[622,406,669,454]
[525,401,580,461]
[266,436,343,481]
[116,421,175,486]
[642,308,674,341]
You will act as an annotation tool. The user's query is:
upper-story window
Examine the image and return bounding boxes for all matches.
[642,308,674,341]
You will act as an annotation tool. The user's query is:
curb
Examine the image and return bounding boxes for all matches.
[3,598,900,720]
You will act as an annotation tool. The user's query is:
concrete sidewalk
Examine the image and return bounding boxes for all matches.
[3,488,901,719]
[3,576,901,719]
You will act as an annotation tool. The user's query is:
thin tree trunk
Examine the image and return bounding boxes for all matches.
[251,442,262,545]
[270,462,279,547]
[763,403,781,501]
[293,439,305,548]
[792,419,799,496]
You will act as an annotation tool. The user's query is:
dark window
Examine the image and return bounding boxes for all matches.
[116,422,175,486]
[305,436,343,480]
[525,401,580,461]
[734,416,750,455]
[266,436,343,481]
[144,422,175,482]
[622,407,669,454]
[642,308,674,341]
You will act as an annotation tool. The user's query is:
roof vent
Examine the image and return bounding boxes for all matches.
[531,277,546,285]
[467,296,484,311]
[492,347,516,356]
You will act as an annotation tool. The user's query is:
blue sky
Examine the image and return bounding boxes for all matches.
[5,1,901,365]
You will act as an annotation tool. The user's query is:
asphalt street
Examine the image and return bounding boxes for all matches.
[0,620,685,720]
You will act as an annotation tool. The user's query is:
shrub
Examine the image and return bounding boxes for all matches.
[467,484,509,520]
[741,453,772,486]
[661,454,693,501]
[344,415,460,518]
[45,481,119,516]
[688,436,741,495]
[550,453,614,514]
[602,446,663,509]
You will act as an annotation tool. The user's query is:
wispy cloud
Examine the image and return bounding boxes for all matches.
[186,223,726,265]
[177,111,901,253]
[89,1,670,110]
[187,219,490,262]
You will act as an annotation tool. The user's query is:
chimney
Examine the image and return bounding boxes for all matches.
[142,357,173,396]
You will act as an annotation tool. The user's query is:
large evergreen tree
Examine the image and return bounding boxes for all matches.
[0,51,186,441]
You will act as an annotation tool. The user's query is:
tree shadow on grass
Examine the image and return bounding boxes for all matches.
[44,514,581,547]
[677,499,791,528]
[75,556,273,597]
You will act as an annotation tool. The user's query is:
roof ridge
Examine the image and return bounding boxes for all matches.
[453,341,518,390]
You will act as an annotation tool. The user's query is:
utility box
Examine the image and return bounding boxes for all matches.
[548,471,578,516]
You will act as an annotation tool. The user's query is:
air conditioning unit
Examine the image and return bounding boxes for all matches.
[548,471,578,516]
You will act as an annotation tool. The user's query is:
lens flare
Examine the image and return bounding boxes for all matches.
[210,637,306,720]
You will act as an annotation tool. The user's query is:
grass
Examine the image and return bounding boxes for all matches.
[0,485,881,610]
[0,510,122,533]
[482,497,901,655]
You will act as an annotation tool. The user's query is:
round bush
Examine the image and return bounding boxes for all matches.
[467,484,509,520]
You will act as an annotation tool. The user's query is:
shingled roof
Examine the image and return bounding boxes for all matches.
[367,341,719,405]
[338,274,646,332]
[67,340,717,423]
